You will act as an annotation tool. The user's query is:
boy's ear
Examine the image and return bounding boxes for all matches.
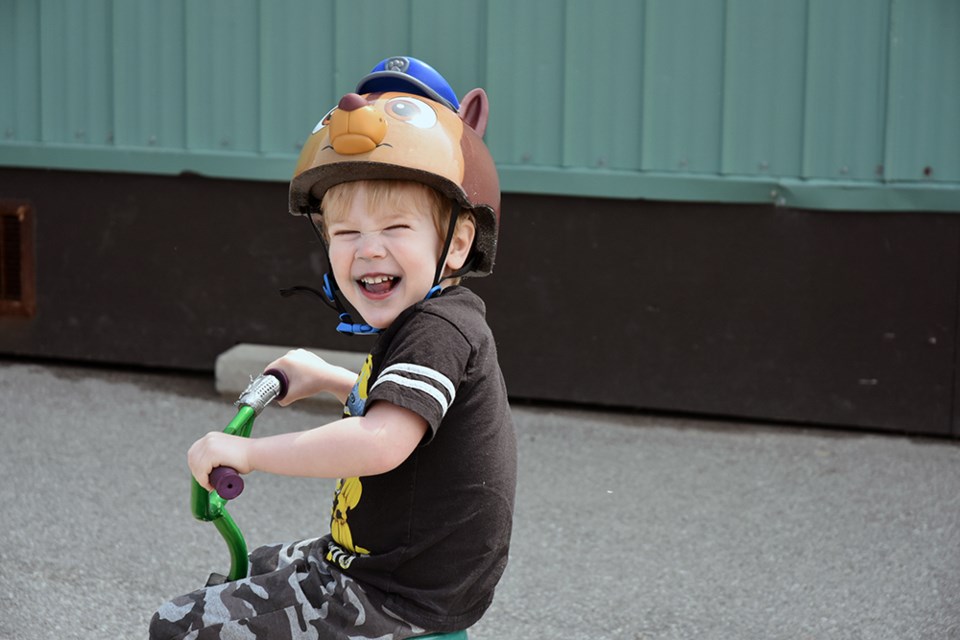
[459,88,489,138]
[444,215,477,273]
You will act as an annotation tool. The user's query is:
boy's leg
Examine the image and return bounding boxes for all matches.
[149,537,427,640]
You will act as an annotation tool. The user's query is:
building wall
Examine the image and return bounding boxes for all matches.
[1,0,957,209]
[1,167,957,436]
[1,1,959,435]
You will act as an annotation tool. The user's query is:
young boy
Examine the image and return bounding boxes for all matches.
[150,57,516,639]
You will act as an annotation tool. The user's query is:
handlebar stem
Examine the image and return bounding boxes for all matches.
[189,371,286,582]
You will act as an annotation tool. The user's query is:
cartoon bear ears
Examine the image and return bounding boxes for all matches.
[459,88,490,138]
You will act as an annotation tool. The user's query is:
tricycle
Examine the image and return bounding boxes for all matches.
[190,371,467,640]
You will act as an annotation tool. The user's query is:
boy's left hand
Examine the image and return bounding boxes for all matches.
[188,431,252,491]
[265,348,358,406]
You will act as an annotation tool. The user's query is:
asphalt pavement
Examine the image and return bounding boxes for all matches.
[1,359,959,639]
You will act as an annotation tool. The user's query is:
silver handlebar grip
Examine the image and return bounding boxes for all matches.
[237,373,283,415]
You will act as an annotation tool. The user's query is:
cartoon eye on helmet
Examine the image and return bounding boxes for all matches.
[288,56,501,278]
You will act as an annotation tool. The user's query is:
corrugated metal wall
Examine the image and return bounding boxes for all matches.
[1,0,958,211]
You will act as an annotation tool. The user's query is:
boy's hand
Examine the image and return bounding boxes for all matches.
[265,349,358,406]
[188,432,252,491]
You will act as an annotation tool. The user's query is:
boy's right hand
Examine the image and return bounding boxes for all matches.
[188,431,252,492]
[265,349,358,406]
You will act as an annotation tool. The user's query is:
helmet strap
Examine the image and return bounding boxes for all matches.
[432,201,481,290]
[304,214,380,336]
[285,202,470,333]
[432,201,461,288]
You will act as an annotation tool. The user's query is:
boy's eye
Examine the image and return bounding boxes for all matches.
[385,98,437,129]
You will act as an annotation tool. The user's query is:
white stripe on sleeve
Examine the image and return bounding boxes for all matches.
[376,363,456,400]
[371,373,452,416]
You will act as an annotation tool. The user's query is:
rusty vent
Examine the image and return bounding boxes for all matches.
[0,202,36,317]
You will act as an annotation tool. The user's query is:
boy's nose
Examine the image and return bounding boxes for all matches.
[355,232,387,258]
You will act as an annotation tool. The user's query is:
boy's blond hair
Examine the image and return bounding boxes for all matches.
[320,180,474,284]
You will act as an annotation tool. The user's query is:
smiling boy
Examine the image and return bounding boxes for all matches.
[150,57,516,640]
[323,180,475,331]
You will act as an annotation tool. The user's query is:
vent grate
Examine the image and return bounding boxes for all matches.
[0,203,35,317]
[2,213,23,300]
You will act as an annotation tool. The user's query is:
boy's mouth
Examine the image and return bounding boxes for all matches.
[358,275,399,296]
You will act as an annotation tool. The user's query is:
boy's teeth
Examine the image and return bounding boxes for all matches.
[361,276,395,284]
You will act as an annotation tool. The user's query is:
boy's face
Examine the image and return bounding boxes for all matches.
[325,186,443,330]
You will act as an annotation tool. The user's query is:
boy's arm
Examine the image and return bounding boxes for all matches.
[265,348,358,405]
[188,400,428,489]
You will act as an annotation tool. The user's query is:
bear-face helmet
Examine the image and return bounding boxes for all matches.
[289,56,500,278]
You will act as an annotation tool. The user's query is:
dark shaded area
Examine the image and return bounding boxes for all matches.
[1,168,956,435]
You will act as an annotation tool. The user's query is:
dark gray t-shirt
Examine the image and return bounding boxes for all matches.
[323,286,517,632]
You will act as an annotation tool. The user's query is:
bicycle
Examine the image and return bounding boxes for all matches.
[190,372,467,640]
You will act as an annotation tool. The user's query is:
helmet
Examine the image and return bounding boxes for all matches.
[289,56,500,278]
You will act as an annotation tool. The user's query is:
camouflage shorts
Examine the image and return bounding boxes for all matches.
[149,537,428,640]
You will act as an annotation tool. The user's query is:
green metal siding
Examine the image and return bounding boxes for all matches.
[1,0,958,211]
[487,1,566,167]
[803,0,889,181]
[39,1,114,147]
[0,0,41,142]
[885,0,960,182]
[113,1,188,150]
[566,0,645,171]
[641,0,725,174]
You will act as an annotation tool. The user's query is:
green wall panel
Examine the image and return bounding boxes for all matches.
[0,0,42,143]
[39,0,114,146]
[112,0,187,149]
[802,0,889,181]
[885,0,960,182]
[185,0,261,153]
[485,1,566,167]
[721,0,808,177]
[641,0,725,174]
[0,0,957,211]
[563,0,644,171]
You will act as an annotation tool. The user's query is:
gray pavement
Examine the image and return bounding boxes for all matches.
[1,359,959,639]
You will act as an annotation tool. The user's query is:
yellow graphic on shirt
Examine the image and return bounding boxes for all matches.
[328,477,370,566]
[328,355,373,569]
[343,354,373,417]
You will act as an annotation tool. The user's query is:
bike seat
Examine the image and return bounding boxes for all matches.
[415,632,467,639]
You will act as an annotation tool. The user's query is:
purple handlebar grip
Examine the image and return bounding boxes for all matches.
[210,466,244,500]
[263,368,289,401]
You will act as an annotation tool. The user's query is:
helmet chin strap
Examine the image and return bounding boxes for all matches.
[284,202,470,336]
[302,214,380,335]
[425,201,465,300]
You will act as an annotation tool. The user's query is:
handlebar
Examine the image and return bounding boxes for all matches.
[206,369,289,500]
[209,466,244,500]
[239,368,289,415]
[191,369,289,582]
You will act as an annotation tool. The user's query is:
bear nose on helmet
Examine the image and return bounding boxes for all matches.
[329,93,387,155]
[338,93,368,112]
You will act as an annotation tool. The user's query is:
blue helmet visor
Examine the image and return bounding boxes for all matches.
[356,56,460,111]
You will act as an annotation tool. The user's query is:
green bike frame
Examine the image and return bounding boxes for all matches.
[184,372,469,639]
[190,374,283,581]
